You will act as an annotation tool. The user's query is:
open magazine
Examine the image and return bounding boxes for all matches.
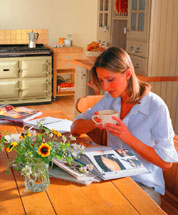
[24,116,73,133]
[49,164,100,185]
[0,104,42,123]
[51,158,100,185]
[52,146,148,184]
[78,146,148,180]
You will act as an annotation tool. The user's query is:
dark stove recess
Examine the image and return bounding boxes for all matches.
[0,44,53,58]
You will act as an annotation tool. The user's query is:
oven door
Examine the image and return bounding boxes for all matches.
[21,78,50,98]
[0,59,19,78]
[0,80,19,99]
[21,57,50,78]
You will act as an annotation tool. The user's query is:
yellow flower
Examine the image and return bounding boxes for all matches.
[52,129,62,137]
[20,132,31,139]
[38,143,51,157]
[6,141,18,152]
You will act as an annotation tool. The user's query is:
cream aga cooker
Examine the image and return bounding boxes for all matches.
[0,44,53,105]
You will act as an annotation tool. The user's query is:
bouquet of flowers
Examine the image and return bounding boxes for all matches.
[0,125,88,192]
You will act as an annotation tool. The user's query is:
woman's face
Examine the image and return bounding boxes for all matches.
[96,67,130,98]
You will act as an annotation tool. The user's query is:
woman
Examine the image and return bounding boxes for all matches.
[71,47,178,205]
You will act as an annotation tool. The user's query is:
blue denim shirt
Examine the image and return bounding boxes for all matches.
[74,92,178,194]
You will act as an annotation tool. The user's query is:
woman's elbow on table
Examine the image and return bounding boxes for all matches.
[71,121,80,136]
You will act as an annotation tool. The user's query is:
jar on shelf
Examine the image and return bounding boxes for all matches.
[64,34,72,47]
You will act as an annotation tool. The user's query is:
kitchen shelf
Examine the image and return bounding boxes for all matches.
[56,69,75,76]
[52,46,83,99]
[56,91,75,97]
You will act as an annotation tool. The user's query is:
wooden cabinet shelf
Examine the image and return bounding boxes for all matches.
[52,46,83,99]
[56,69,75,76]
[56,91,75,97]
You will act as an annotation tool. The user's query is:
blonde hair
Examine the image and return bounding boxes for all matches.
[91,46,150,103]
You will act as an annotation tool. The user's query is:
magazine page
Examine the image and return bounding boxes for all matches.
[24,116,73,133]
[81,147,148,180]
[52,158,99,182]
[52,158,86,179]
[0,104,41,122]
[49,164,100,185]
[45,119,72,133]
[24,117,66,129]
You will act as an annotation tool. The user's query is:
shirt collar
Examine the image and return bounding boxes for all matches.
[107,91,151,116]
[132,93,151,115]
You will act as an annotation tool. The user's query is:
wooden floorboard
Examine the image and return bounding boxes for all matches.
[25,95,177,215]
[26,95,75,120]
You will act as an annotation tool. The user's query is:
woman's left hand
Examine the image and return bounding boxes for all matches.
[104,116,133,144]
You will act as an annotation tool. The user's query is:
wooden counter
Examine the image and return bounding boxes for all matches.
[74,59,178,82]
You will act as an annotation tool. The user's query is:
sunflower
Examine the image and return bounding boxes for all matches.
[6,141,18,152]
[52,129,62,137]
[38,143,51,157]
[20,132,31,139]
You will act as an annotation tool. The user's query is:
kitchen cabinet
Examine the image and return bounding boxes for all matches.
[97,0,112,47]
[0,56,52,104]
[97,0,128,49]
[126,0,178,77]
[74,65,94,117]
[97,0,178,78]
[127,0,150,41]
[126,0,151,75]
[52,46,83,99]
[111,0,128,49]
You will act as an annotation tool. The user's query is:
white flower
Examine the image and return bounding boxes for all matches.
[80,145,85,151]
[69,135,76,141]
[49,133,53,138]
[62,136,67,142]
[21,165,32,176]
[86,164,94,171]
[71,143,80,150]
[71,143,85,151]
[30,129,37,136]
[79,166,88,173]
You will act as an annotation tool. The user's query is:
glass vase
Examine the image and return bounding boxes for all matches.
[24,159,50,192]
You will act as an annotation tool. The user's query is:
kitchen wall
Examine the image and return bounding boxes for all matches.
[0,0,97,49]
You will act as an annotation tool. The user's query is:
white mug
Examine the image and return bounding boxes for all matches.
[92,110,118,126]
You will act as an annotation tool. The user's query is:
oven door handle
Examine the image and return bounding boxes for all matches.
[42,71,49,75]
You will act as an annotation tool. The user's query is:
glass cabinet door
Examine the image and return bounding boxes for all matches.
[131,0,145,31]
[99,0,109,29]
[127,0,151,40]
[97,0,111,46]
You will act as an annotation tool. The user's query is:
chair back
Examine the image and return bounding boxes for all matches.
[76,95,107,146]
[76,95,103,113]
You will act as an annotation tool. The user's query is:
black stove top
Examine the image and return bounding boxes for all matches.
[0,44,53,57]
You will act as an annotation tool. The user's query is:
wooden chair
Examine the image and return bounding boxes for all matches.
[162,135,178,208]
[76,95,103,113]
[76,95,107,146]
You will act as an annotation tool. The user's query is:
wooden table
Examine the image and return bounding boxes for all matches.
[0,111,167,215]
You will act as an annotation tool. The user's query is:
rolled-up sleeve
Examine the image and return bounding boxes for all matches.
[151,103,178,162]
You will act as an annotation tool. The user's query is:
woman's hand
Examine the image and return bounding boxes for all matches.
[104,116,133,143]
[92,111,104,130]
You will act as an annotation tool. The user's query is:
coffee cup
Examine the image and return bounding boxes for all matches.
[92,110,118,126]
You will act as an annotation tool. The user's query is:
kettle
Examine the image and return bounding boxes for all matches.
[28,31,39,48]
